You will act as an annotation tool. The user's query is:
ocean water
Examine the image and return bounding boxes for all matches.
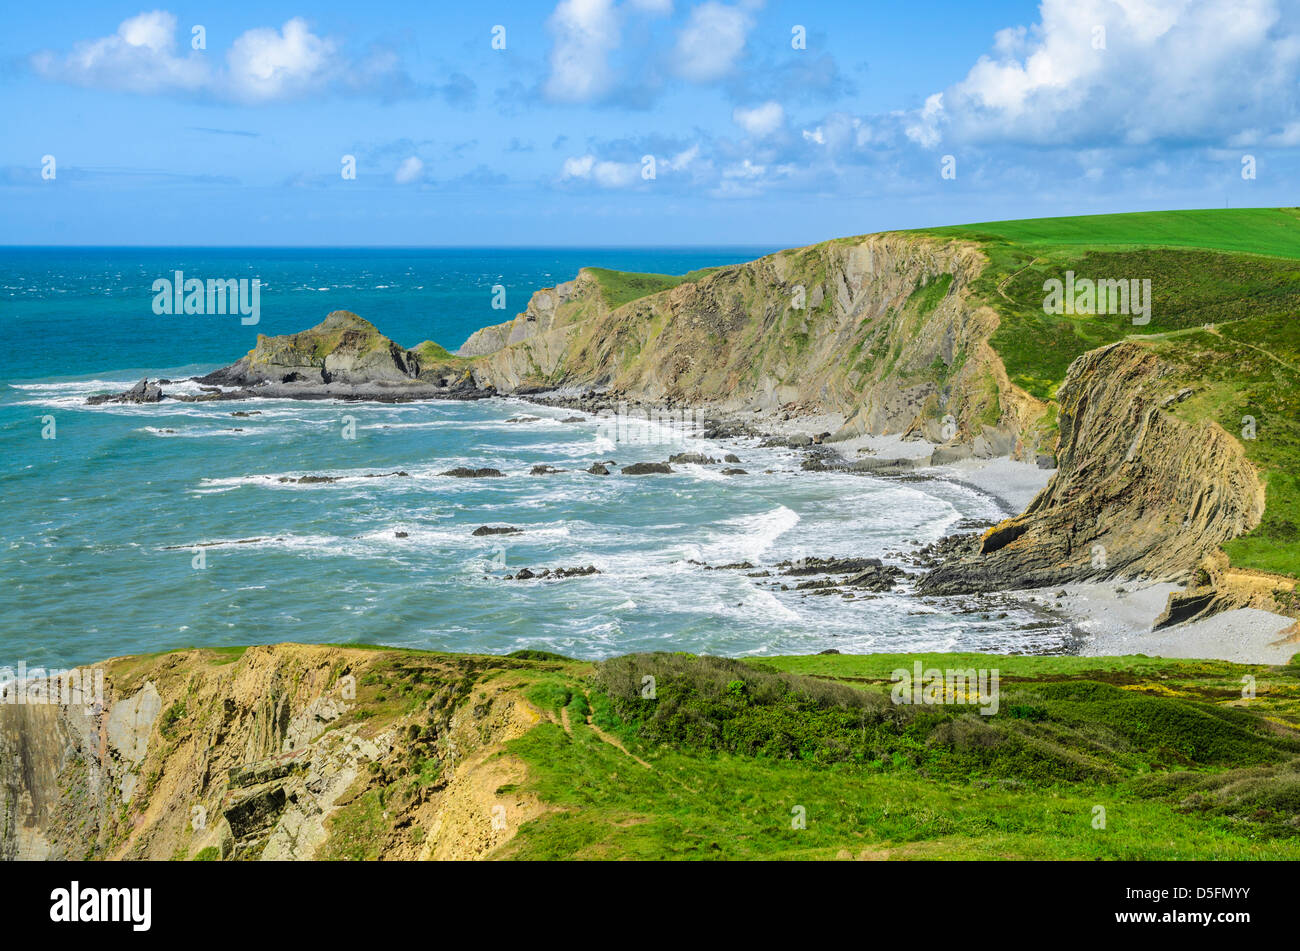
[0,248,1073,668]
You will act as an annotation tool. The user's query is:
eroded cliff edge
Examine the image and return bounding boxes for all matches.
[0,646,548,861]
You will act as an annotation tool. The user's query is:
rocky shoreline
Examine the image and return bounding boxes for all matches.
[81,306,1298,662]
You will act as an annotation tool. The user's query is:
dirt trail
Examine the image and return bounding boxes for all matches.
[996,257,1040,302]
[560,693,653,769]
[1206,327,1300,375]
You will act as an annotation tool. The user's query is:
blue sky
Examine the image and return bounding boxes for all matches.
[3,0,1298,246]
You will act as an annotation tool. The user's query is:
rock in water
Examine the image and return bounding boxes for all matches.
[87,378,163,405]
[621,462,673,475]
[440,467,505,478]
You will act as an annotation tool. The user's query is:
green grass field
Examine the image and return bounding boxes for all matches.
[496,650,1300,859]
[925,207,1300,258]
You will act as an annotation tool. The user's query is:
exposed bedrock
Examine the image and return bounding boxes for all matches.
[457,235,1046,459]
[918,343,1266,595]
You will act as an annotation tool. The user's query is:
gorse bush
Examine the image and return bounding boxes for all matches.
[590,653,1300,788]
[594,653,909,765]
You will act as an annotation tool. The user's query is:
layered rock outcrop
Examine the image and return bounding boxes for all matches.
[458,235,1045,456]
[919,343,1267,594]
[194,311,489,399]
[0,645,545,861]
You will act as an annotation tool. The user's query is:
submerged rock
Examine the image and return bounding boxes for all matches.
[278,475,339,484]
[472,525,522,536]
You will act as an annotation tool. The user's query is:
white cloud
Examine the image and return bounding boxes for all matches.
[923,0,1300,147]
[561,147,705,187]
[663,144,701,170]
[30,11,208,94]
[560,153,638,187]
[723,158,765,178]
[31,12,427,104]
[225,18,337,103]
[733,101,784,136]
[800,113,883,152]
[593,161,638,187]
[561,155,596,178]
[672,1,755,82]
[543,0,623,102]
[904,93,944,148]
[394,157,425,184]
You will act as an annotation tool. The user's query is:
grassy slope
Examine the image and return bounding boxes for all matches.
[496,650,1300,860]
[586,266,722,310]
[929,208,1300,257]
[916,209,1300,578]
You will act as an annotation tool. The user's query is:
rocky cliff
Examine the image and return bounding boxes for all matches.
[459,234,1047,455]
[453,233,1283,609]
[0,645,550,861]
[919,342,1267,593]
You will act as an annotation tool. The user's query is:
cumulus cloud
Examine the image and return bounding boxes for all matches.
[672,1,755,82]
[905,93,945,148]
[30,12,469,105]
[30,11,208,94]
[914,0,1300,148]
[732,101,784,136]
[224,18,336,103]
[539,0,769,105]
[543,0,623,103]
[560,142,702,188]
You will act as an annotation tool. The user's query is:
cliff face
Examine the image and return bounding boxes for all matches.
[920,343,1267,594]
[461,235,1047,455]
[0,646,549,861]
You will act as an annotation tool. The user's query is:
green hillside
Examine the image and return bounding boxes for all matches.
[925,207,1300,258]
[917,209,1300,579]
[499,650,1300,859]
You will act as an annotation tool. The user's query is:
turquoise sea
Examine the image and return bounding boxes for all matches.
[0,248,1073,668]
